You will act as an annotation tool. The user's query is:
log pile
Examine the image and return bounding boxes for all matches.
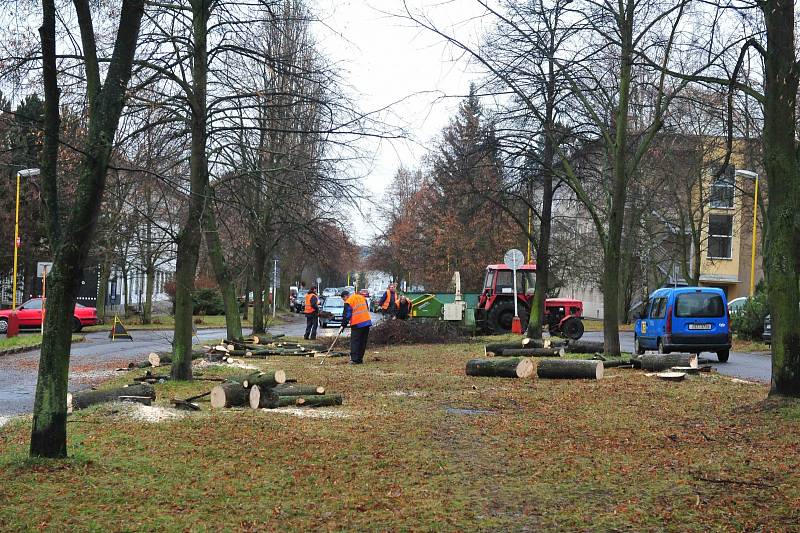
[209,369,342,410]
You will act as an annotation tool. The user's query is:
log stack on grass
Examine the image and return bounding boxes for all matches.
[209,369,342,410]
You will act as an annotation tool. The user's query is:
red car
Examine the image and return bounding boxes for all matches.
[0,298,99,334]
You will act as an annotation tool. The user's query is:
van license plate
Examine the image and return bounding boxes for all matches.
[688,324,712,330]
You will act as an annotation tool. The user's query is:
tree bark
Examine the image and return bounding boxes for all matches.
[762,0,800,397]
[251,240,266,334]
[203,201,243,341]
[565,340,605,354]
[536,359,604,379]
[465,357,534,378]
[499,347,564,357]
[142,264,155,324]
[639,353,698,371]
[67,383,155,412]
[30,0,145,458]
[241,370,286,389]
[171,0,210,381]
[96,258,112,322]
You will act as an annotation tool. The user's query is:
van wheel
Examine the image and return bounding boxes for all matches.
[657,339,669,354]
[717,349,729,363]
[634,336,644,355]
[72,317,82,333]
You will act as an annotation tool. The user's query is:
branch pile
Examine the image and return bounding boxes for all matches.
[369,319,468,346]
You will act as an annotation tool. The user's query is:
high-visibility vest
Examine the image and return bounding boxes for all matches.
[381,289,399,310]
[347,294,371,326]
[304,293,317,314]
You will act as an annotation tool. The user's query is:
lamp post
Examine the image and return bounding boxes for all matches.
[735,170,759,296]
[12,168,40,310]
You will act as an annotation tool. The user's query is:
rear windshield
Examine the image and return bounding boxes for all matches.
[325,297,343,307]
[675,293,725,318]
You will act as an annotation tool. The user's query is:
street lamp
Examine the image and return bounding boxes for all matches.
[12,168,40,310]
[735,169,759,297]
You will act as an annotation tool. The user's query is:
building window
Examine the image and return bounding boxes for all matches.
[710,174,734,208]
[708,214,733,259]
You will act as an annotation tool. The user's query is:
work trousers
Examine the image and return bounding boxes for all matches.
[349,325,370,364]
[304,314,318,339]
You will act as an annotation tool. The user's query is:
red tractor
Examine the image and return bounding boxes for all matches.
[474,263,585,339]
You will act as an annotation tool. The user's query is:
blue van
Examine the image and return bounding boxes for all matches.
[634,287,731,362]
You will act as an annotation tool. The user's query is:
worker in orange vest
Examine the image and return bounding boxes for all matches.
[303,287,320,340]
[379,283,399,317]
[396,296,413,320]
[339,289,372,364]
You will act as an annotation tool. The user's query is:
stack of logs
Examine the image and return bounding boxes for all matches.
[209,369,343,410]
[472,337,606,380]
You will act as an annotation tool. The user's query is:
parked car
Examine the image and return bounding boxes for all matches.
[763,315,772,344]
[727,296,749,314]
[634,287,731,362]
[292,290,308,313]
[0,298,99,333]
[319,296,345,328]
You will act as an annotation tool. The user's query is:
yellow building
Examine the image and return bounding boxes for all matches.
[698,161,764,300]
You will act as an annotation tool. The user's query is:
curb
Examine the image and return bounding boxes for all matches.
[0,336,85,358]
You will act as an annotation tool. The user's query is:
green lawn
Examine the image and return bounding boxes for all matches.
[0,341,797,531]
[0,334,84,351]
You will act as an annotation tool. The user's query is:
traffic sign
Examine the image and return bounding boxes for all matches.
[37,262,53,278]
[503,249,525,269]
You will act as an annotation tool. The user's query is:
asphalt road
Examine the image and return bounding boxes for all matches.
[581,330,772,383]
[1,316,770,419]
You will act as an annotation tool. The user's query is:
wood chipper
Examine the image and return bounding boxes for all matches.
[474,263,585,338]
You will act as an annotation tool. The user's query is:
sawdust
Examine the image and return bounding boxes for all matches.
[103,402,186,423]
[390,390,423,397]
[260,407,353,419]
[0,416,9,428]
[730,377,759,385]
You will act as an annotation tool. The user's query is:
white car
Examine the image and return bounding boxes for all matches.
[727,297,749,314]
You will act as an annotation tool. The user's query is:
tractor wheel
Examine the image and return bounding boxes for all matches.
[561,317,584,340]
[487,300,528,334]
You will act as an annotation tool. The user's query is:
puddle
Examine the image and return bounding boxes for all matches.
[445,407,495,416]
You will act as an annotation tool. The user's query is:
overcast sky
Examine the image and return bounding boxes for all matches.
[313,1,490,240]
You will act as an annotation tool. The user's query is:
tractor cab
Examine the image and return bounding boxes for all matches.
[475,263,585,339]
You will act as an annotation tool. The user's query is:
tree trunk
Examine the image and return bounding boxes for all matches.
[96,258,112,322]
[639,353,698,371]
[67,383,155,412]
[171,0,210,381]
[251,241,266,334]
[31,0,146,458]
[210,383,249,408]
[142,265,155,324]
[537,359,604,379]
[203,203,243,341]
[241,275,249,320]
[762,0,800,397]
[465,357,534,378]
[295,394,343,408]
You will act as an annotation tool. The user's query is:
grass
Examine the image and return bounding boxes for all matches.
[81,311,291,333]
[0,334,84,351]
[0,341,798,531]
[732,335,770,353]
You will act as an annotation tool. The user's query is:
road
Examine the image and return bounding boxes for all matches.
[581,330,772,383]
[0,313,355,419]
[1,316,770,419]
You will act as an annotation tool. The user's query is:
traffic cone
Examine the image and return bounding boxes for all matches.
[511,316,523,334]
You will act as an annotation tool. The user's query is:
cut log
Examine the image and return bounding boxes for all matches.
[210,383,249,408]
[249,386,297,409]
[271,383,326,396]
[536,359,604,380]
[499,347,564,357]
[640,353,698,371]
[600,359,634,368]
[229,371,263,387]
[656,371,686,382]
[465,357,534,378]
[118,395,152,406]
[521,338,551,349]
[147,352,162,367]
[171,399,201,411]
[67,383,156,412]
[295,394,343,407]
[128,360,152,369]
[242,370,286,389]
[484,342,525,354]
[564,340,605,354]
